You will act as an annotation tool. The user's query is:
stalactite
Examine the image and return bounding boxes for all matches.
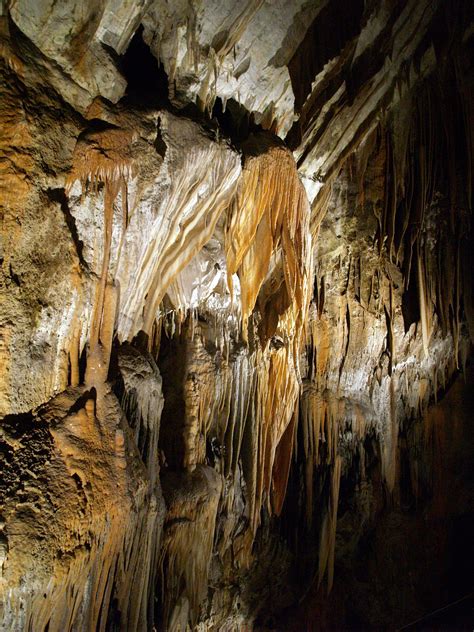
[417,245,432,358]
[117,344,164,487]
[383,71,473,366]
[138,147,241,337]
[318,455,341,594]
[116,127,241,342]
[66,126,134,384]
[225,136,311,343]
[271,408,298,517]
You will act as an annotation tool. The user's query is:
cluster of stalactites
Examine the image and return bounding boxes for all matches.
[154,140,314,594]
[225,137,312,349]
[300,387,366,592]
[66,127,136,386]
[378,75,473,364]
[296,62,473,599]
[60,116,315,621]
[221,139,313,534]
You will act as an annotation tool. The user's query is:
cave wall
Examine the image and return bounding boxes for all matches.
[280,71,474,628]
[0,1,473,631]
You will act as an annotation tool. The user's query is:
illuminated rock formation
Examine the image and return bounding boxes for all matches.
[0,1,472,631]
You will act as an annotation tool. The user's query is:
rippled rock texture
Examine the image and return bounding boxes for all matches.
[0,1,473,631]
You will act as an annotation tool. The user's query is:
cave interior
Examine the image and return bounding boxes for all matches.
[0,1,473,631]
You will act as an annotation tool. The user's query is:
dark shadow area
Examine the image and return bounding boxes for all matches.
[120,26,169,107]
[211,97,262,146]
[156,320,189,471]
[272,364,474,631]
[46,188,88,269]
[401,258,420,334]
[287,0,365,113]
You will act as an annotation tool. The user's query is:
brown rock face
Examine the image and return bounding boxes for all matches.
[0,2,473,631]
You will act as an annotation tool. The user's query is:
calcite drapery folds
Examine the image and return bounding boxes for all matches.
[226,135,311,344]
[1,1,473,631]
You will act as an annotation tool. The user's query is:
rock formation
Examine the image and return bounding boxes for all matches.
[0,1,473,630]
